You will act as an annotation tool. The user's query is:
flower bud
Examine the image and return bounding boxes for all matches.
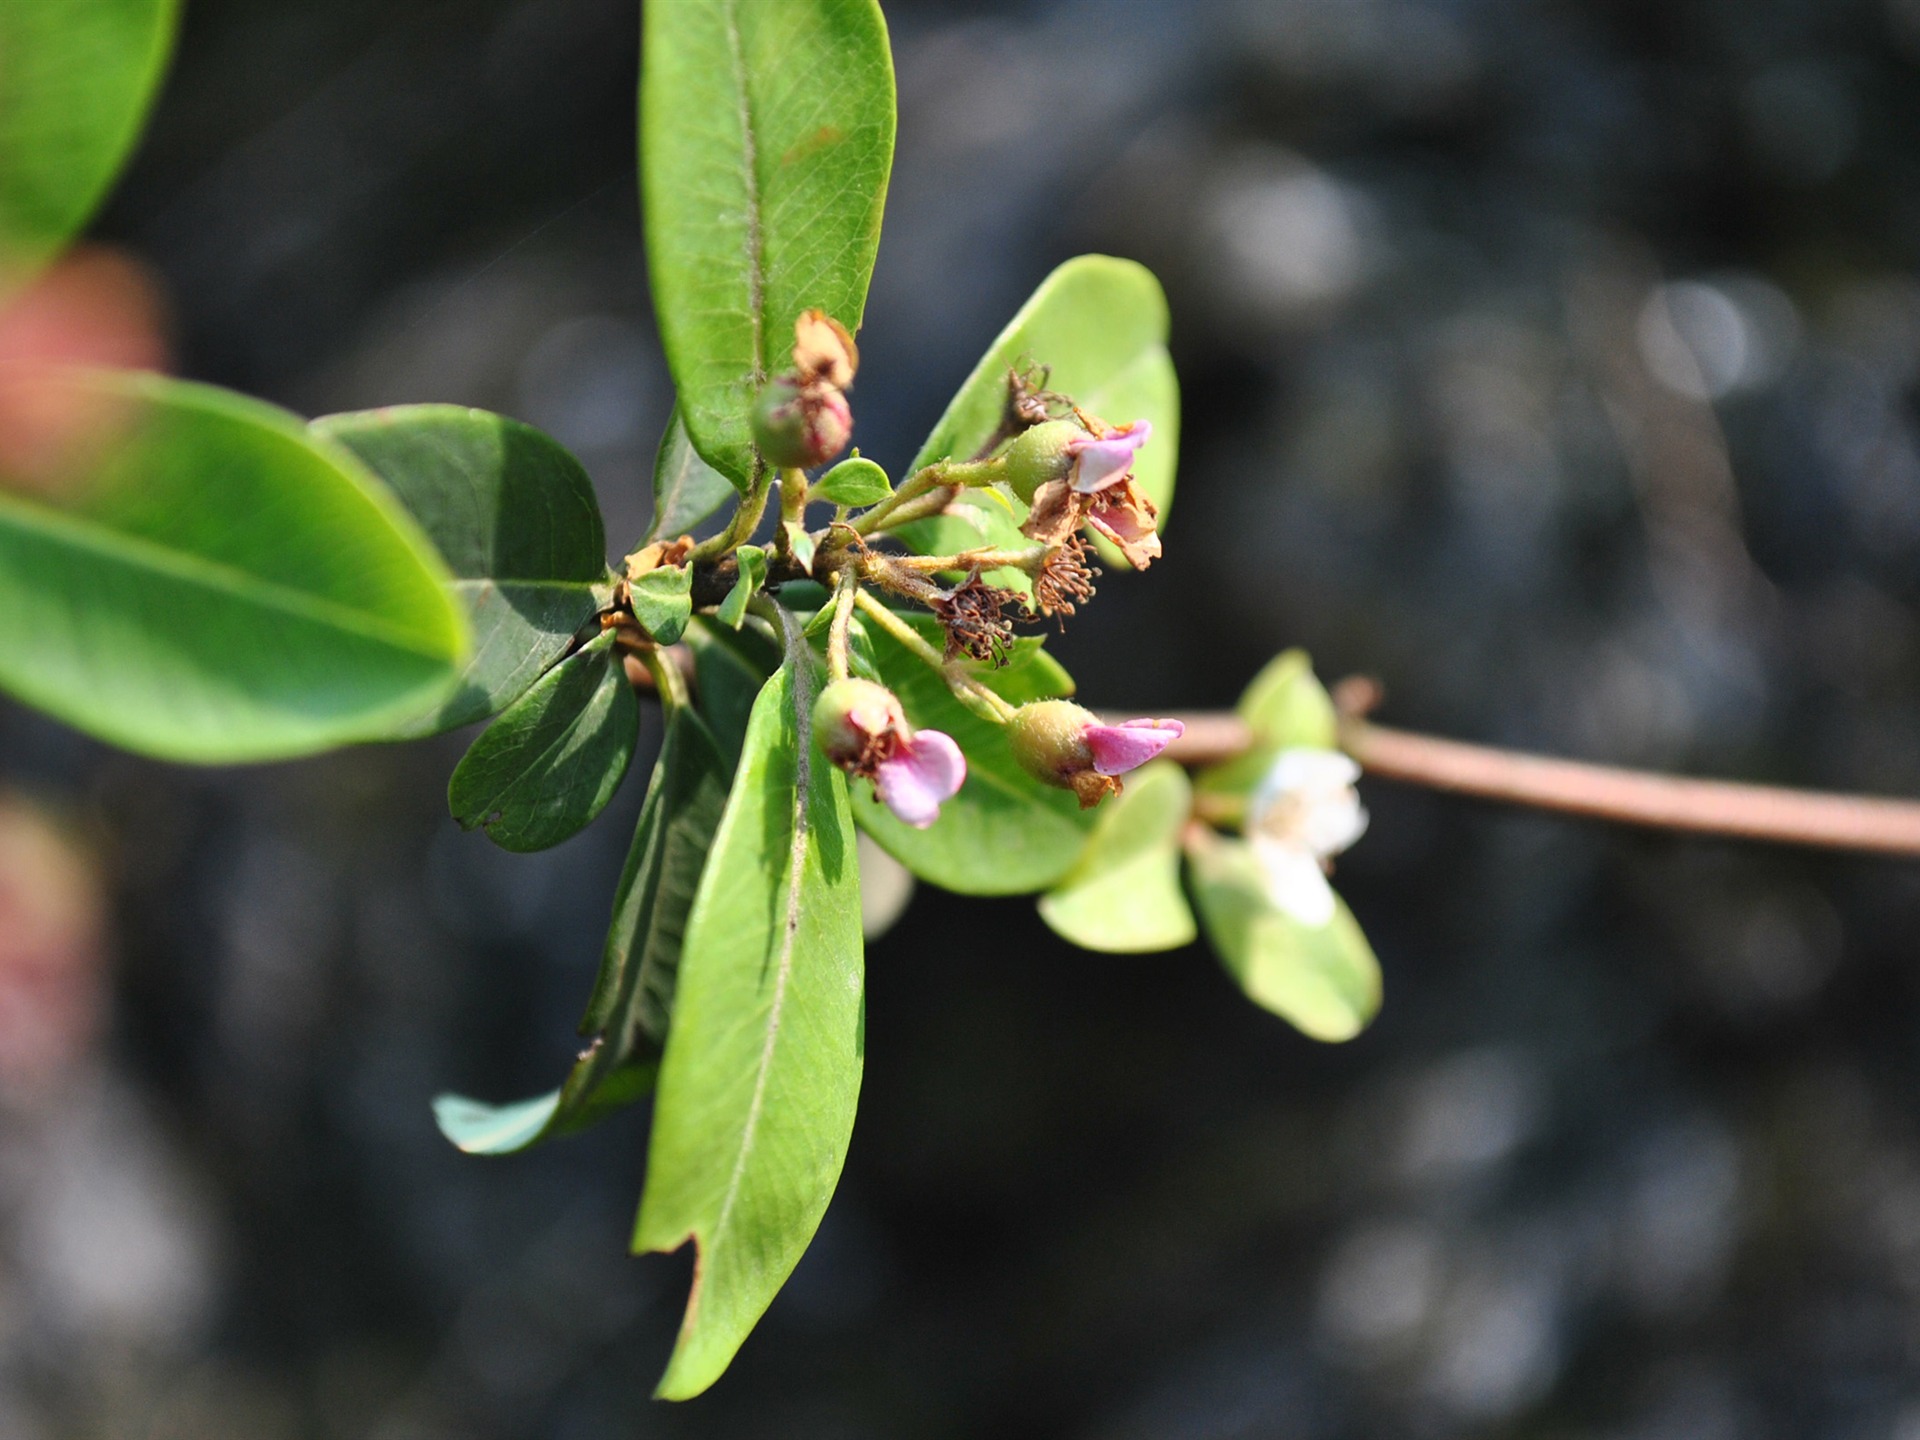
[752,378,853,468]
[812,678,905,768]
[1008,700,1185,808]
[1002,420,1084,503]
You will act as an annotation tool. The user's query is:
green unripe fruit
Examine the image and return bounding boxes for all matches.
[813,677,905,767]
[752,378,853,469]
[1002,420,1082,503]
[1006,698,1096,786]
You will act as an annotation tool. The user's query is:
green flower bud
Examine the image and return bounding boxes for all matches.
[1006,699,1097,786]
[1002,420,1084,503]
[753,378,853,468]
[812,677,906,769]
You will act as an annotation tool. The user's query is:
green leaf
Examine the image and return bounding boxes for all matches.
[1197,649,1339,799]
[850,612,1094,895]
[447,630,637,852]
[716,544,768,628]
[648,406,738,541]
[641,0,896,486]
[685,616,779,765]
[0,369,467,761]
[433,704,731,1154]
[313,405,608,736]
[1038,762,1196,953]
[0,0,178,291]
[635,657,864,1401]
[812,455,890,506]
[897,254,1180,570]
[1186,835,1380,1042]
[629,564,693,644]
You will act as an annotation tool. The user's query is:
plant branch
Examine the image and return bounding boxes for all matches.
[1122,692,1920,858]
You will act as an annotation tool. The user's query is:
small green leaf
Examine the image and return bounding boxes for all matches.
[642,0,896,486]
[636,657,864,1401]
[850,613,1093,895]
[897,255,1180,571]
[684,617,779,765]
[629,564,693,644]
[1038,762,1196,953]
[1197,649,1339,799]
[433,704,731,1154]
[784,521,818,573]
[0,369,467,762]
[716,545,768,629]
[812,455,890,507]
[1187,835,1380,1042]
[648,406,739,541]
[0,0,178,291]
[447,630,637,852]
[314,405,608,736]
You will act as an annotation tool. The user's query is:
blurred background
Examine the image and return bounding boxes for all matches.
[5,0,1920,1433]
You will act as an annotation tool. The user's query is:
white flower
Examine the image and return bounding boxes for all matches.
[1247,748,1368,927]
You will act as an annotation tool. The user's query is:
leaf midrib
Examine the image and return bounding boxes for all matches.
[722,0,766,388]
[0,489,450,659]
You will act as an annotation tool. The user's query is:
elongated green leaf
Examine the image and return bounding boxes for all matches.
[447,630,637,852]
[685,616,779,765]
[635,658,863,1400]
[314,405,608,736]
[1197,648,1339,798]
[1187,834,1380,1042]
[648,407,738,541]
[715,544,767,628]
[850,613,1094,895]
[0,368,466,761]
[898,254,1180,570]
[434,704,731,1154]
[641,0,896,485]
[0,0,178,290]
[1039,762,1196,952]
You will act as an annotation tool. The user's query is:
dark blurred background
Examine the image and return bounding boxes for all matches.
[6,0,1920,1434]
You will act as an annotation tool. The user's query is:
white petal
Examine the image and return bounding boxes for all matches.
[1253,841,1338,927]
[1301,794,1369,859]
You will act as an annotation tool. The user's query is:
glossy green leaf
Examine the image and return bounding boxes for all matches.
[685,616,779,765]
[314,404,608,736]
[812,455,890,506]
[629,564,692,644]
[433,703,731,1154]
[1198,648,1340,798]
[0,0,178,290]
[716,544,768,628]
[897,254,1180,571]
[647,406,738,541]
[850,613,1094,895]
[0,369,466,761]
[1187,835,1380,1042]
[447,630,637,852]
[642,0,896,487]
[635,658,864,1400]
[1039,761,1196,952]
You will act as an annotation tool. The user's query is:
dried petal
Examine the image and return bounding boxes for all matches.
[1084,478,1162,569]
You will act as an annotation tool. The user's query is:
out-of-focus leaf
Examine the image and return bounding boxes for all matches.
[635,659,863,1401]
[856,830,914,939]
[648,406,738,541]
[447,630,637,852]
[812,455,890,506]
[1187,834,1380,1042]
[314,404,608,735]
[433,703,730,1154]
[685,616,779,765]
[1039,761,1196,952]
[642,0,895,486]
[717,544,768,628]
[0,369,466,761]
[850,612,1093,895]
[0,0,178,291]
[896,254,1179,572]
[1198,648,1340,798]
[630,564,692,644]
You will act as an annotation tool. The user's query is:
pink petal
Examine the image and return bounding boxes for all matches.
[1084,718,1185,776]
[1066,420,1152,493]
[873,728,967,829]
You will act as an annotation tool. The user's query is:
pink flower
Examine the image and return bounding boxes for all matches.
[1083,717,1185,775]
[1065,420,1152,494]
[813,677,967,829]
[872,729,966,829]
